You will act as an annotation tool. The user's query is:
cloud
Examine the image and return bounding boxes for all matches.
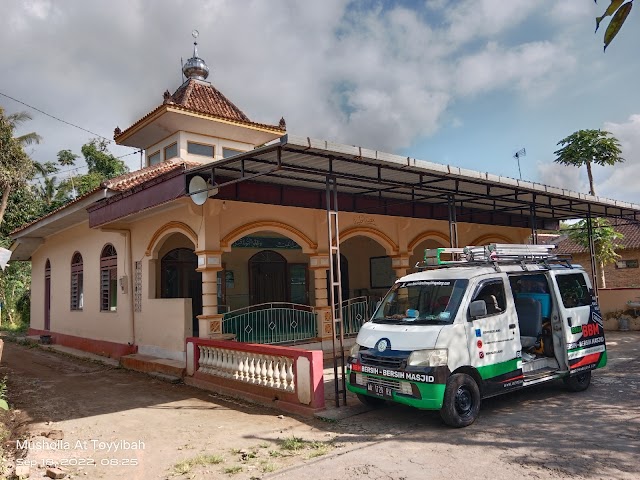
[536,115,640,204]
[443,0,539,46]
[0,0,576,171]
[596,115,640,203]
[537,161,586,193]
[454,41,575,98]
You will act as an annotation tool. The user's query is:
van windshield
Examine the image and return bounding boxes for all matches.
[372,279,469,325]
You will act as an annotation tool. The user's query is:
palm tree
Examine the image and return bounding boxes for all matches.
[37,176,58,207]
[6,111,42,146]
[554,129,624,196]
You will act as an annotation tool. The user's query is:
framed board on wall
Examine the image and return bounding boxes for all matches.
[370,256,395,289]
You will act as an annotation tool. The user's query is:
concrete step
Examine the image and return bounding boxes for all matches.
[120,353,186,378]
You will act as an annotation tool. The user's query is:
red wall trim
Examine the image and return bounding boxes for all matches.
[28,328,137,359]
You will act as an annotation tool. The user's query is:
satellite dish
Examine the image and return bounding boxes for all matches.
[188,175,209,205]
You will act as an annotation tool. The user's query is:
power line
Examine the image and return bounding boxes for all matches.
[0,91,139,151]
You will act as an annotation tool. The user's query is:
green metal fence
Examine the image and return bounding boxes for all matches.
[340,296,370,336]
[222,302,317,344]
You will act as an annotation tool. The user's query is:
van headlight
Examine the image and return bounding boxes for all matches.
[349,342,361,357]
[407,349,448,367]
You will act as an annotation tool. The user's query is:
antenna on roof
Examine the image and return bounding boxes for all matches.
[513,148,526,180]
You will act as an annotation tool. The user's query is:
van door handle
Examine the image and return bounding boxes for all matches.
[567,317,572,327]
[509,323,516,329]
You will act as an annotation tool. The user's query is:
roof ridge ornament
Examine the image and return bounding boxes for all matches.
[182,29,210,81]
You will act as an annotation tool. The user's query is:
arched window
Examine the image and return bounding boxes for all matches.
[70,252,83,310]
[44,259,51,330]
[100,244,117,311]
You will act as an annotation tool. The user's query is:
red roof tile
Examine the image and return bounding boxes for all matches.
[555,222,640,254]
[170,79,251,122]
[102,158,200,192]
[11,159,197,236]
[114,80,284,141]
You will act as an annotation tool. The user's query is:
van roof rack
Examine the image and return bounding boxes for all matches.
[417,244,573,272]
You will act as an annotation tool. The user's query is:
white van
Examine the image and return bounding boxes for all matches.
[346,244,606,427]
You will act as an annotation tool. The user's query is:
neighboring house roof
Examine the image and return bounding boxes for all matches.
[555,223,640,254]
[114,79,284,142]
[10,159,198,237]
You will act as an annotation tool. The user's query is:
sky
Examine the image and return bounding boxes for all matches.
[2,0,640,204]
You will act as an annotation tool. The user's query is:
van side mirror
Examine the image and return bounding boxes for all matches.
[469,300,487,319]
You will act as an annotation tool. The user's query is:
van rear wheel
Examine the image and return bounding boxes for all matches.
[440,373,481,428]
[564,370,591,392]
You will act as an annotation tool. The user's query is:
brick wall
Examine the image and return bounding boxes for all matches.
[571,248,640,288]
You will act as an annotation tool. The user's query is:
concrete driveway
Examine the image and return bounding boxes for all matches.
[2,332,638,479]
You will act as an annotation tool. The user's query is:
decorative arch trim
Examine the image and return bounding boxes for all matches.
[145,221,198,257]
[220,221,317,253]
[468,233,514,246]
[407,231,450,254]
[339,226,399,255]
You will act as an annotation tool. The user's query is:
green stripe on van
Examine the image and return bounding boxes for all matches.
[597,350,607,368]
[477,358,520,380]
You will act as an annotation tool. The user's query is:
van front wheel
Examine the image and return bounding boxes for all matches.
[563,370,591,392]
[440,373,481,428]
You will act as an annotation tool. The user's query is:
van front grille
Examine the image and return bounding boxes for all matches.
[360,353,405,369]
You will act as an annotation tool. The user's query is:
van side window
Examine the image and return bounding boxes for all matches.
[473,280,506,315]
[556,273,591,308]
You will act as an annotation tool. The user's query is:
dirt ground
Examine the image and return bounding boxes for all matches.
[1,332,639,480]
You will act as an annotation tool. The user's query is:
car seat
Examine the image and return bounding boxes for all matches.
[515,297,542,349]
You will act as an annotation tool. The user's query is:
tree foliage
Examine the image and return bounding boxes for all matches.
[554,129,623,196]
[595,0,634,51]
[567,218,623,288]
[0,107,36,227]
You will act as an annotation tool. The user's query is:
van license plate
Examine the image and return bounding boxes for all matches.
[367,383,393,399]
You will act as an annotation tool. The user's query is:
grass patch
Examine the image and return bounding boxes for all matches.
[268,449,282,457]
[281,436,307,451]
[224,465,242,475]
[260,462,277,473]
[258,442,270,449]
[278,437,335,458]
[172,454,224,475]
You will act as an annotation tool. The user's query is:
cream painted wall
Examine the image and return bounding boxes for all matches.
[126,202,202,355]
[31,223,131,344]
[145,132,180,166]
[340,237,387,298]
[180,131,253,163]
[28,193,530,357]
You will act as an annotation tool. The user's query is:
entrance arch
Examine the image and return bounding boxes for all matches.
[156,234,202,336]
[249,250,287,304]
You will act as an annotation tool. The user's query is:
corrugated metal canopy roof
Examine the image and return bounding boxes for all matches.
[186,134,640,222]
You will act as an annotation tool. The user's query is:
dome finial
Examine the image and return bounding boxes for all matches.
[182,29,210,81]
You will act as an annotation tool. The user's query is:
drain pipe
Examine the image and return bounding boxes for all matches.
[101,227,136,346]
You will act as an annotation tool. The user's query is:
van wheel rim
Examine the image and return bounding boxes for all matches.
[455,386,473,417]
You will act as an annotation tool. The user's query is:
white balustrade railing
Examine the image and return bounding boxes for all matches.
[197,345,295,392]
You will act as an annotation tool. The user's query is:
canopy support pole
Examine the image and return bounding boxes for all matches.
[326,174,346,407]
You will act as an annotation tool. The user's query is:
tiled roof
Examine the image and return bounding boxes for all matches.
[555,222,640,254]
[114,80,284,141]
[11,159,196,236]
[170,79,251,122]
[102,158,200,191]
